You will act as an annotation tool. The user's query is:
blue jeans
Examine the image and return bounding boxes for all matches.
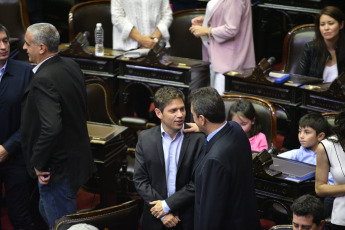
[38,175,78,228]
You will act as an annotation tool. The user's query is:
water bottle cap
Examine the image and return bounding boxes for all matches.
[96,23,102,27]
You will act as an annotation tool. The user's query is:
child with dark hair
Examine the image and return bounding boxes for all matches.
[279,113,333,184]
[229,100,268,152]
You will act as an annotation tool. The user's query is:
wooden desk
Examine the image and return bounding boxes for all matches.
[86,122,128,207]
[300,74,345,113]
[116,51,210,121]
[59,43,124,108]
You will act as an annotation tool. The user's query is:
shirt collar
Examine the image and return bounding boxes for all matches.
[206,121,227,142]
[160,124,184,139]
[32,55,55,74]
[300,145,317,155]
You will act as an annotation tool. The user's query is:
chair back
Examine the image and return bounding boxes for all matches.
[222,94,277,149]
[169,9,205,60]
[281,24,315,74]
[86,78,117,124]
[52,200,139,230]
[69,0,112,48]
[0,0,30,58]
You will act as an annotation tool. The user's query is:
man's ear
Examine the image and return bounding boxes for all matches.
[317,132,325,142]
[155,108,162,120]
[39,43,47,54]
[199,115,206,126]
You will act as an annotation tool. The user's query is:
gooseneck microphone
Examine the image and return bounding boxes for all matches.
[258,56,276,74]
[76,31,90,47]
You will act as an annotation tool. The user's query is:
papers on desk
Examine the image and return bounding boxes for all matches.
[123,48,150,58]
[269,72,291,84]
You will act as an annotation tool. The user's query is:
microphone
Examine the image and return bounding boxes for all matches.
[267,56,276,66]
[258,57,276,74]
[76,31,90,47]
[152,40,166,54]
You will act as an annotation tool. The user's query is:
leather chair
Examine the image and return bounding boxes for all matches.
[52,199,139,230]
[222,94,277,151]
[269,225,293,230]
[0,0,30,59]
[281,24,315,74]
[169,9,205,60]
[69,0,113,48]
[85,77,155,145]
[85,78,153,199]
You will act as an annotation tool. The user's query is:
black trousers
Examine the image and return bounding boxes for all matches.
[0,156,33,230]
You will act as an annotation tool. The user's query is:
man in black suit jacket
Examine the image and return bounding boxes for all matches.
[189,87,260,230]
[21,23,95,228]
[0,24,34,229]
[134,87,204,230]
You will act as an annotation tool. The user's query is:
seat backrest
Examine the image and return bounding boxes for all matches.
[222,94,277,148]
[86,78,117,124]
[0,0,30,57]
[69,0,112,48]
[169,9,205,60]
[52,200,139,230]
[281,24,315,74]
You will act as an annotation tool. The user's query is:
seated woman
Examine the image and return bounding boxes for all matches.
[111,0,173,51]
[297,6,345,82]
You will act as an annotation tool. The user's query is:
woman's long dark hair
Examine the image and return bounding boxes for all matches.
[314,6,345,74]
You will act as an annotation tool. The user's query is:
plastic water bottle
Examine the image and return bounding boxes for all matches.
[94,23,104,56]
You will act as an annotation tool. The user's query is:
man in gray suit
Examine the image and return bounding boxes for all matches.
[134,87,204,230]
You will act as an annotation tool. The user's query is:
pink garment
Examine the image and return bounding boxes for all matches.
[202,0,255,73]
[249,132,268,152]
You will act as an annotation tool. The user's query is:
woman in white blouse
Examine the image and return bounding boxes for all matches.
[111,0,173,51]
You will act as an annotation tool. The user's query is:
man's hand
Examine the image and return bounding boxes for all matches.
[150,200,165,218]
[0,145,9,163]
[34,168,51,185]
[183,122,200,133]
[162,213,180,228]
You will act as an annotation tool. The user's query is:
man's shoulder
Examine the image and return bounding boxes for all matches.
[8,59,32,71]
[140,126,160,137]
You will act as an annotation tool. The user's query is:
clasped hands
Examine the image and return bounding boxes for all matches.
[150,200,180,228]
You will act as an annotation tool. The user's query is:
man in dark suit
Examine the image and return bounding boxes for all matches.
[134,87,204,230]
[189,87,260,230]
[0,24,34,229]
[21,23,96,228]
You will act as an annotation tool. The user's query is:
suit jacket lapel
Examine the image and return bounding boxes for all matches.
[177,131,190,170]
[192,122,231,174]
[155,127,166,174]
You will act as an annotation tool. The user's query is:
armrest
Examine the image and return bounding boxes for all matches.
[120,117,156,130]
